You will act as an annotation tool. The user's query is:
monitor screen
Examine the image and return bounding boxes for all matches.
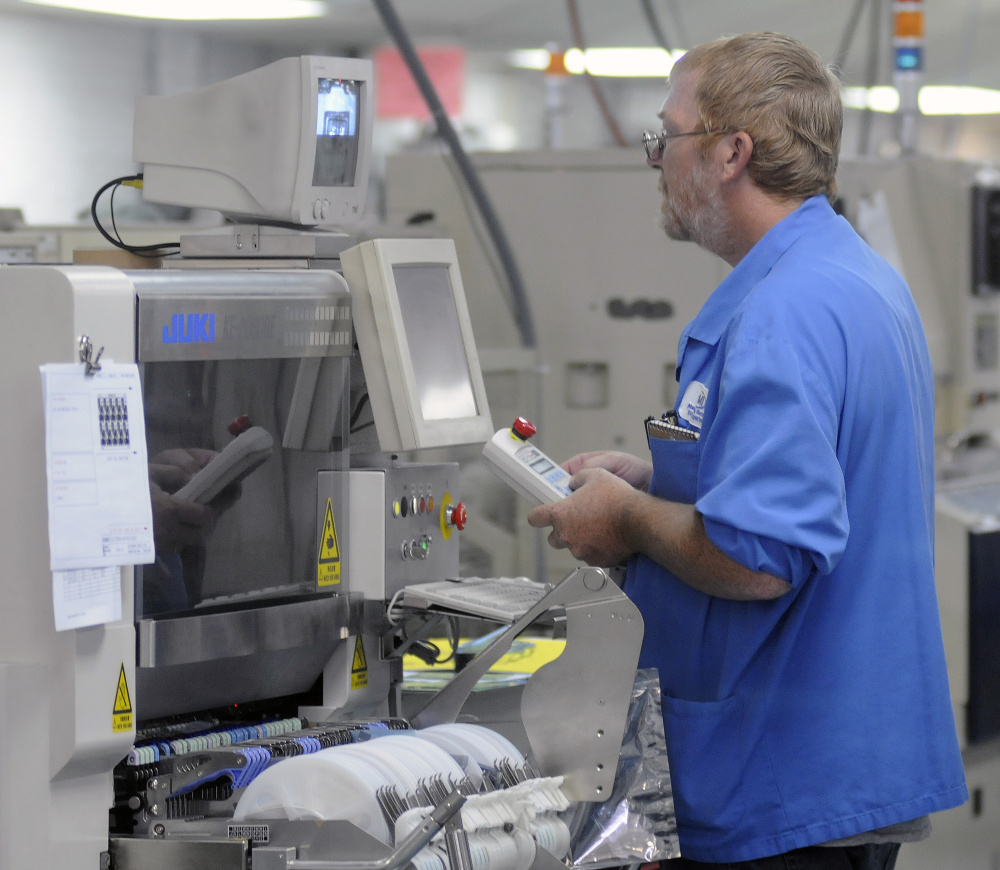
[393,263,479,421]
[342,238,493,452]
[313,77,361,188]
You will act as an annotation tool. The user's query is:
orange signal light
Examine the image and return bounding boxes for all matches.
[894,10,924,39]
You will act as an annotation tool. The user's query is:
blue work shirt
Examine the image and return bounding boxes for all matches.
[624,195,967,862]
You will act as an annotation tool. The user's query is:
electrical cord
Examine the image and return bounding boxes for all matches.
[833,0,869,77]
[639,0,674,53]
[370,0,537,349]
[857,0,883,156]
[90,174,180,259]
[566,0,629,147]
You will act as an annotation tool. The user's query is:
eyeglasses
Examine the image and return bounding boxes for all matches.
[642,128,717,161]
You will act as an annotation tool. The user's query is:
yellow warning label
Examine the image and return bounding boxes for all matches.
[317,498,341,586]
[113,664,133,733]
[351,635,368,689]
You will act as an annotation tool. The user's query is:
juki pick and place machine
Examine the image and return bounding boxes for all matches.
[0,56,672,870]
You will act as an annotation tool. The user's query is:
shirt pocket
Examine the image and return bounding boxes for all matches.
[660,693,747,835]
[648,437,700,504]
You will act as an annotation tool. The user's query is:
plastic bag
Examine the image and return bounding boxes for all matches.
[564,668,679,866]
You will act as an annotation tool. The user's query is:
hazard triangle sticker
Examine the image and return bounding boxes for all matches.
[317,497,341,586]
[351,636,368,689]
[113,664,133,733]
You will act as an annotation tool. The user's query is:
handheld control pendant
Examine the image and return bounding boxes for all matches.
[175,421,274,505]
[481,417,572,505]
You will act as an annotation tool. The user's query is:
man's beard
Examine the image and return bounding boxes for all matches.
[658,161,731,258]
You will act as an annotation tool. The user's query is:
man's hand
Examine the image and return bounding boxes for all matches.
[148,448,218,493]
[563,450,654,490]
[150,482,216,551]
[148,447,240,553]
[528,454,792,601]
[527,467,640,566]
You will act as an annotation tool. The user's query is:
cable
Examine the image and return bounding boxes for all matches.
[90,174,180,259]
[370,0,537,349]
[387,588,408,626]
[349,391,371,428]
[566,0,629,148]
[833,0,869,78]
[857,0,883,156]
[639,0,674,53]
[436,616,459,665]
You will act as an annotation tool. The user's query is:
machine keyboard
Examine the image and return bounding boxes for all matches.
[401,576,551,622]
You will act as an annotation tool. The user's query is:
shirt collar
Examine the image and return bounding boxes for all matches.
[680,195,837,351]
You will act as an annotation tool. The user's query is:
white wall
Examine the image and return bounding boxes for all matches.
[0,13,274,225]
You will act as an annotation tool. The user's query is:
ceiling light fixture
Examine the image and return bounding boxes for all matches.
[510,50,1000,116]
[509,47,682,77]
[843,85,1000,115]
[20,0,326,20]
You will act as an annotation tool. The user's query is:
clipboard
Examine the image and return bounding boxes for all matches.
[645,411,699,444]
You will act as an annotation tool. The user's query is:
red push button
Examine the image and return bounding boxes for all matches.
[228,415,253,436]
[447,502,467,531]
[512,417,537,440]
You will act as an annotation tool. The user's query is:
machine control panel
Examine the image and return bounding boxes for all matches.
[341,462,462,600]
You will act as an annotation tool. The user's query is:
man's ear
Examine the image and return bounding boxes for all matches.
[720,130,753,183]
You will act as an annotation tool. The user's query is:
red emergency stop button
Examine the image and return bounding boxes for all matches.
[447,502,468,531]
[228,415,253,436]
[512,417,537,440]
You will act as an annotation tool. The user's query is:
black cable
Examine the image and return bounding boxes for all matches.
[109,182,124,248]
[566,0,629,147]
[349,391,371,428]
[90,174,180,258]
[639,0,674,53]
[438,616,459,665]
[857,0,883,156]
[834,0,869,78]
[370,0,537,348]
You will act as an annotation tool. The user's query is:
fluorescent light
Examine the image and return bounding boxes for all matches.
[579,48,674,77]
[509,48,1000,111]
[508,50,551,71]
[868,86,902,113]
[842,86,900,112]
[841,86,896,113]
[564,48,586,75]
[843,84,1000,115]
[20,0,326,19]
[919,86,1000,115]
[509,46,675,77]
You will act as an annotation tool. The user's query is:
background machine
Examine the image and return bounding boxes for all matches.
[0,56,671,870]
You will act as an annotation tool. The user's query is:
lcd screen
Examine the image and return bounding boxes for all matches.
[393,263,479,421]
[313,78,361,187]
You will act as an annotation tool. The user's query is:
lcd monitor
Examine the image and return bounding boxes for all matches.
[341,238,494,452]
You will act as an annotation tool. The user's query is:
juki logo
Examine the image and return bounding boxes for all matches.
[162,313,215,344]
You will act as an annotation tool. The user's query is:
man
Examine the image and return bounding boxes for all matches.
[527,32,967,869]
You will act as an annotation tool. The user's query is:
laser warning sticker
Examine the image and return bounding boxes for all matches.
[317,498,341,586]
[113,664,133,733]
[351,636,368,690]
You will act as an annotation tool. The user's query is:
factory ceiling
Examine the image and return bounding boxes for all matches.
[4,0,1000,91]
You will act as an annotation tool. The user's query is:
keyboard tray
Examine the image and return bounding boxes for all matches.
[399,576,551,623]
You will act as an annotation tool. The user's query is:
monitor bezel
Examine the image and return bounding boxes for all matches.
[294,56,374,227]
[343,238,494,452]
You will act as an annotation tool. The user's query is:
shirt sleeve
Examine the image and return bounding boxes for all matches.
[695,333,849,587]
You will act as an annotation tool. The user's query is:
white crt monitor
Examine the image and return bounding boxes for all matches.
[133,55,373,227]
[341,238,494,452]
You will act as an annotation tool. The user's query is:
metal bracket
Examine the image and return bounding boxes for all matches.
[410,566,644,801]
